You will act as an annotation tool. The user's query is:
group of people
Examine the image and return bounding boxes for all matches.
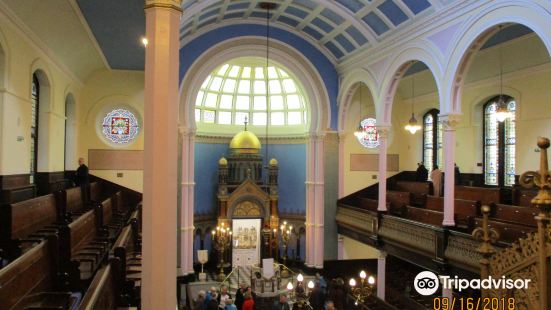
[416,162,461,197]
[192,273,341,310]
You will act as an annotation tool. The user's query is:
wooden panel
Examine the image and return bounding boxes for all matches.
[350,154,399,171]
[88,149,143,170]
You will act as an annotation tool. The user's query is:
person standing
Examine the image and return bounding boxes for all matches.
[309,283,325,310]
[218,285,231,309]
[235,283,246,310]
[74,157,90,204]
[430,165,443,197]
[242,292,255,310]
[207,292,219,310]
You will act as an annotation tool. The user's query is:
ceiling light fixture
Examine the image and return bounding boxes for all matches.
[405,62,421,134]
[141,37,148,47]
[494,25,510,123]
[354,83,367,139]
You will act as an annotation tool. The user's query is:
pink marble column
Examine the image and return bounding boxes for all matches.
[142,1,181,309]
[377,251,387,300]
[305,133,325,268]
[376,126,390,211]
[337,132,347,198]
[440,114,461,226]
[180,127,195,275]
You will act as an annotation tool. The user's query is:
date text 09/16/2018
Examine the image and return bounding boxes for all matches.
[433,297,516,310]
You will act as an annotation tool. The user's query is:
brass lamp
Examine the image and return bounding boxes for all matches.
[349,270,376,306]
[279,220,293,277]
[212,222,232,281]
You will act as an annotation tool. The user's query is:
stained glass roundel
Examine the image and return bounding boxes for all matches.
[102,109,139,144]
[356,118,380,148]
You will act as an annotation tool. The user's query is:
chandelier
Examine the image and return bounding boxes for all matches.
[349,270,376,305]
[404,63,421,134]
[494,26,510,122]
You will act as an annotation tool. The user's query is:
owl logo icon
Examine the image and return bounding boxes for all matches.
[414,271,439,296]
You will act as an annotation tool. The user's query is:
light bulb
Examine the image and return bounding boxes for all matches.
[287,282,294,290]
[141,37,148,47]
[212,230,215,235]
[368,276,375,285]
[349,278,356,287]
[297,274,304,282]
[359,270,366,279]
[308,281,314,289]
[495,111,509,122]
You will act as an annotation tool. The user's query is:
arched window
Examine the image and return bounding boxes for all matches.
[422,109,442,172]
[30,74,39,184]
[195,59,307,131]
[483,96,516,186]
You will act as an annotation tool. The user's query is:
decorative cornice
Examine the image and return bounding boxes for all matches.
[439,113,462,131]
[144,0,183,12]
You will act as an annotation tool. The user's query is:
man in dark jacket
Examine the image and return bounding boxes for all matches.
[273,293,290,310]
[75,157,90,204]
[416,163,428,182]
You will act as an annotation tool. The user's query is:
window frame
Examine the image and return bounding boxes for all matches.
[30,74,39,184]
[422,108,440,171]
[482,95,516,187]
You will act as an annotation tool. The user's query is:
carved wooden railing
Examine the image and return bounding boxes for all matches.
[474,137,551,310]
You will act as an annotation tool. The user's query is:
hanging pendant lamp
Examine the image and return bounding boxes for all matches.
[495,25,510,122]
[404,66,421,134]
[354,84,367,139]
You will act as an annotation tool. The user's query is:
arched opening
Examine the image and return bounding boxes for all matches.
[388,61,440,173]
[451,23,551,185]
[64,93,76,170]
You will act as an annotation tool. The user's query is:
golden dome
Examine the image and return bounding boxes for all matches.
[269,158,278,166]
[229,130,261,154]
[219,156,228,166]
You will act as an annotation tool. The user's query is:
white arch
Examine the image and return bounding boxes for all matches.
[179,36,331,134]
[443,0,551,113]
[378,43,444,124]
[64,92,77,170]
[31,60,54,173]
[337,68,380,132]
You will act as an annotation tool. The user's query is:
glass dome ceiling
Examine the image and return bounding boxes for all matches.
[195,58,308,131]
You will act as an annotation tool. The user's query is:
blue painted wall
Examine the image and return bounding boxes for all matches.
[179,24,339,130]
[194,142,306,216]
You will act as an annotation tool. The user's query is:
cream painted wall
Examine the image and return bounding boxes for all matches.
[0,14,81,175]
[341,235,380,260]
[78,69,145,192]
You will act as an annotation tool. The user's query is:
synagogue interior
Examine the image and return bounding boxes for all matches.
[0,0,551,309]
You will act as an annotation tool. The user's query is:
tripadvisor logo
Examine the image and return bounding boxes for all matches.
[413,271,532,296]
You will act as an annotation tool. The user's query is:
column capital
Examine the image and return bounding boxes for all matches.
[439,113,461,131]
[378,251,388,259]
[179,126,196,136]
[144,0,183,12]
[307,132,326,141]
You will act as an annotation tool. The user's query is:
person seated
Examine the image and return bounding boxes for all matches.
[273,293,290,310]
[416,162,428,182]
[224,299,237,310]
[194,290,206,310]
[207,292,219,310]
[218,285,231,308]
[325,301,335,310]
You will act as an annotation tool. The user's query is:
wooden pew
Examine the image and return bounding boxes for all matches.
[386,191,410,215]
[425,196,479,228]
[78,260,119,310]
[492,203,539,227]
[404,206,448,226]
[455,186,501,206]
[473,218,536,243]
[395,181,432,206]
[89,182,102,203]
[59,209,109,286]
[512,187,538,207]
[0,193,61,260]
[358,197,380,212]
[99,196,127,243]
[111,219,142,306]
[0,236,77,309]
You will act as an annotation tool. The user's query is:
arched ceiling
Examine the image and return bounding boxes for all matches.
[180,0,441,61]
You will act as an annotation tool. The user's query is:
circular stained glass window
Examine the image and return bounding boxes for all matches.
[356,118,380,149]
[102,109,139,144]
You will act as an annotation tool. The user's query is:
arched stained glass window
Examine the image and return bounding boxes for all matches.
[423,109,442,172]
[30,74,39,184]
[484,96,516,186]
[195,60,307,127]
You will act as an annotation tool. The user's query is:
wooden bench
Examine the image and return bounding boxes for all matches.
[0,236,77,309]
[473,218,536,243]
[492,203,539,227]
[358,197,381,212]
[455,186,501,206]
[90,182,102,203]
[404,206,448,226]
[0,193,62,261]
[78,260,119,310]
[512,187,538,207]
[395,181,432,206]
[111,220,142,306]
[59,209,109,286]
[425,196,479,228]
[386,191,410,215]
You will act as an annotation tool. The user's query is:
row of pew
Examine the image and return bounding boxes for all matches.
[352,181,539,243]
[0,182,142,309]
